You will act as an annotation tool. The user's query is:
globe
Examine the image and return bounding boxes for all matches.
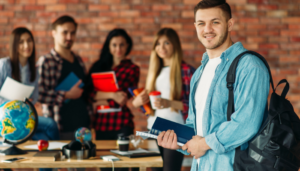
[75,127,92,143]
[0,99,38,155]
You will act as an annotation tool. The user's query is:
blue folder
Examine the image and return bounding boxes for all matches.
[55,72,84,91]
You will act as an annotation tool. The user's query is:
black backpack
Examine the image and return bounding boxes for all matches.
[226,51,300,171]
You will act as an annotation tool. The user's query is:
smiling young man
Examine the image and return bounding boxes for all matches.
[37,15,92,140]
[157,0,270,171]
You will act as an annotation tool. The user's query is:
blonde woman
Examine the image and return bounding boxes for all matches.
[132,28,195,171]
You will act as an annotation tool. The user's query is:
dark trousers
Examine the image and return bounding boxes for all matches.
[151,141,184,171]
[96,127,138,171]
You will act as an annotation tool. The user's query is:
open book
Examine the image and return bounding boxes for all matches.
[136,117,195,146]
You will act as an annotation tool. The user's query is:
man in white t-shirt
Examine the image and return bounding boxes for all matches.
[157,0,270,171]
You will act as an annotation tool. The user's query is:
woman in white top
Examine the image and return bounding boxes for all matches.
[132,28,195,171]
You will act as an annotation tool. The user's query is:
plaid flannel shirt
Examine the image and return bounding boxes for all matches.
[90,59,140,132]
[37,49,92,130]
[180,61,196,120]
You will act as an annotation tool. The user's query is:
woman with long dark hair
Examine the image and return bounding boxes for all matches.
[86,28,140,140]
[0,27,59,141]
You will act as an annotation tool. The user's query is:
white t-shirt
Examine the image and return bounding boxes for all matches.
[195,57,221,165]
[147,67,184,129]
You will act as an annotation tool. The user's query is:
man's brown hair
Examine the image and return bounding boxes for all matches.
[194,0,232,20]
[51,15,78,30]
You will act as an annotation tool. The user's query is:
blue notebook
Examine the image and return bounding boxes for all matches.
[150,117,195,145]
[55,72,84,91]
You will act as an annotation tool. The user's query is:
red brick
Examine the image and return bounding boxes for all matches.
[0,11,14,17]
[260,18,281,24]
[24,5,45,11]
[152,5,172,11]
[259,44,279,49]
[182,11,194,18]
[67,4,87,11]
[279,56,300,63]
[246,37,267,43]
[161,23,182,30]
[269,37,289,43]
[235,4,257,11]
[76,18,92,24]
[46,5,66,11]
[37,0,57,4]
[279,5,300,10]
[134,18,154,24]
[98,24,117,31]
[132,5,150,11]
[101,0,120,3]
[183,0,198,4]
[0,18,8,24]
[259,31,280,36]
[59,0,79,3]
[141,11,160,17]
[288,24,300,29]
[4,5,22,11]
[15,0,35,4]
[243,44,258,50]
[111,5,130,10]
[141,36,154,43]
[91,43,103,49]
[281,30,300,36]
[113,18,132,24]
[238,18,259,23]
[36,12,57,17]
[88,5,109,11]
[0,5,2,10]
[0,0,14,4]
[291,37,300,42]
[280,43,300,50]
[99,11,119,17]
[290,51,300,55]
[246,24,266,30]
[257,5,278,10]
[282,17,300,23]
[267,10,287,17]
[119,10,140,17]
[248,0,268,3]
[92,18,111,23]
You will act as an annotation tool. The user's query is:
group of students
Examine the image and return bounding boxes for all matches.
[0,13,194,171]
[1,0,280,171]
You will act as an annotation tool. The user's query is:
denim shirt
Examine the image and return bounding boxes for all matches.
[178,42,270,171]
[0,57,39,105]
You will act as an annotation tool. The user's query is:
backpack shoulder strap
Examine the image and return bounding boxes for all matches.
[226,50,275,121]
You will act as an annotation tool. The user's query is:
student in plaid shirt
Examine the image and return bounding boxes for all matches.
[37,15,92,140]
[132,28,195,171]
[85,28,140,142]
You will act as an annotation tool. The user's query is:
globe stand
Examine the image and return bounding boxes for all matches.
[1,145,26,155]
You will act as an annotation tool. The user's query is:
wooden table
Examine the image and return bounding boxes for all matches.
[0,140,163,171]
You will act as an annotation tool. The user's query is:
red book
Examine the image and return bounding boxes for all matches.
[91,71,119,92]
[91,71,121,113]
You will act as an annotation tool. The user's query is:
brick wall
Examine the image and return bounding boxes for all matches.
[0,0,300,131]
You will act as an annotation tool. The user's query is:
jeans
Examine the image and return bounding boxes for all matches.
[32,116,59,141]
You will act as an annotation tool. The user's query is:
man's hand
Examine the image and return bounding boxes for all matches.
[113,91,127,106]
[154,98,171,109]
[182,135,211,159]
[132,89,149,107]
[157,130,180,150]
[65,80,83,99]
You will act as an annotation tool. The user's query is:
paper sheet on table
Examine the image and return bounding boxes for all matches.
[23,142,68,150]
[110,148,150,155]
[0,77,34,101]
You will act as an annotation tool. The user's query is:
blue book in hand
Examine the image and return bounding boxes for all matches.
[55,72,84,91]
[136,117,195,146]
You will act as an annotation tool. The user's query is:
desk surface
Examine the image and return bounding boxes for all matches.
[0,140,163,170]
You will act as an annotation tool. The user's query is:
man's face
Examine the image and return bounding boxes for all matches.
[194,8,233,50]
[52,22,76,49]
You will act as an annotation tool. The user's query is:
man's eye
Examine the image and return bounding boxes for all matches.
[213,22,219,24]
[198,23,204,26]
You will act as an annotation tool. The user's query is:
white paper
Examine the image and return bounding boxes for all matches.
[110,148,150,155]
[23,142,68,150]
[0,77,34,101]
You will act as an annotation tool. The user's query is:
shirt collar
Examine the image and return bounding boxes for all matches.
[201,42,245,64]
[50,48,78,62]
